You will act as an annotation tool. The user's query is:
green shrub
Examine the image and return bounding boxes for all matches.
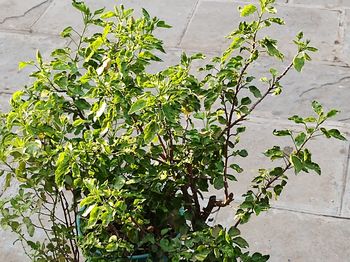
[0,0,345,261]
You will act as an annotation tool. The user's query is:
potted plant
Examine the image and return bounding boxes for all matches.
[0,0,346,261]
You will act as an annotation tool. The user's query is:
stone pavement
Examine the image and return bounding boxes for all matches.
[0,0,350,261]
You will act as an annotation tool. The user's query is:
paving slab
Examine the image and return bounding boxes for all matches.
[340,153,350,217]
[32,0,198,47]
[0,93,12,112]
[215,207,350,262]
[0,32,67,94]
[0,230,29,262]
[249,60,350,124]
[206,118,349,216]
[342,9,350,65]
[0,0,51,31]
[291,0,350,8]
[180,0,340,62]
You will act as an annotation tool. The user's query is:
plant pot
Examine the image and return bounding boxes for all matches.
[76,208,168,261]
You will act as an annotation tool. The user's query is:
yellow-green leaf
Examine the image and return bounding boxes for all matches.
[239,4,257,17]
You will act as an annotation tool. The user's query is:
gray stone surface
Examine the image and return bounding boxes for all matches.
[0,0,51,31]
[292,0,350,8]
[205,118,349,216]
[32,0,198,47]
[250,60,350,123]
[0,93,12,112]
[215,207,350,262]
[181,0,340,62]
[0,0,350,261]
[0,230,29,262]
[0,32,67,94]
[343,9,350,65]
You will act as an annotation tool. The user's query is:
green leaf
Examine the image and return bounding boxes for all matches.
[311,101,323,115]
[228,227,240,237]
[55,152,70,185]
[326,109,339,118]
[94,8,105,15]
[264,146,284,160]
[36,50,43,65]
[268,17,285,25]
[129,98,147,114]
[72,0,90,15]
[162,103,177,122]
[23,217,35,237]
[241,97,252,106]
[95,101,107,119]
[305,162,321,175]
[249,86,262,98]
[114,176,126,190]
[230,163,243,173]
[239,4,257,17]
[204,91,220,110]
[233,236,249,248]
[328,129,347,141]
[100,11,115,19]
[213,177,224,190]
[293,56,305,72]
[273,129,291,136]
[295,132,306,147]
[73,119,87,127]
[296,31,304,41]
[74,99,90,110]
[144,121,158,144]
[274,184,283,196]
[18,61,34,70]
[157,20,172,28]
[87,206,100,228]
[237,149,248,157]
[260,37,284,60]
[60,26,73,38]
[290,155,303,174]
[307,46,318,52]
[4,173,12,190]
[269,167,284,177]
[142,8,150,19]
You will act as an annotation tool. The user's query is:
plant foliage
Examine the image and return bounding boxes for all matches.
[0,0,346,261]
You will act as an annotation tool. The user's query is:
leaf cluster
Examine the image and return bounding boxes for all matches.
[0,1,346,261]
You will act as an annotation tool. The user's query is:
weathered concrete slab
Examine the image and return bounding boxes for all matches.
[215,207,350,262]
[247,60,350,124]
[0,32,67,94]
[340,155,350,217]
[342,9,350,65]
[181,0,340,62]
[341,168,350,217]
[291,0,350,8]
[32,0,198,47]
[0,230,29,262]
[206,118,349,216]
[0,0,51,31]
[0,93,12,112]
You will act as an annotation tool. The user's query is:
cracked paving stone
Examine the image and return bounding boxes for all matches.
[242,59,350,124]
[0,0,52,31]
